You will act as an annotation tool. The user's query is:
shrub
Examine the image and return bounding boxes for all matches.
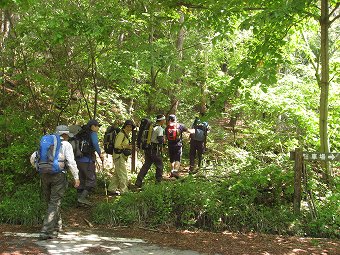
[0,183,44,225]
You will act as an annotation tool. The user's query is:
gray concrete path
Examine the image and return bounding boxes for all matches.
[3,229,204,255]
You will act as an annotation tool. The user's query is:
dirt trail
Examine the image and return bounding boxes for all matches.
[1,201,339,255]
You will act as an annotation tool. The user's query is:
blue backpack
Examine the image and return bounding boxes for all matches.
[35,134,64,174]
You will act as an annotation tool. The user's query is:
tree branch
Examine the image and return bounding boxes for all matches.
[329,14,340,26]
[301,11,319,21]
[328,2,339,18]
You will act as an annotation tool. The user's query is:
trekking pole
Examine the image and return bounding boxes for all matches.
[102,160,108,198]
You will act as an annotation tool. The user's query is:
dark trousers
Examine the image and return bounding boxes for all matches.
[76,161,97,192]
[40,172,67,235]
[189,139,205,169]
[168,145,182,163]
[135,148,163,187]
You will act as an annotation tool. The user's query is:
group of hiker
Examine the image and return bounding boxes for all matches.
[30,114,209,240]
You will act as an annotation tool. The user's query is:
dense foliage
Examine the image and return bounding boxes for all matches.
[0,0,339,238]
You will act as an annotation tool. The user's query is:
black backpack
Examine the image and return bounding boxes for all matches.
[136,118,153,150]
[69,125,94,158]
[103,126,120,155]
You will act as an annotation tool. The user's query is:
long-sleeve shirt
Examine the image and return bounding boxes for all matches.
[30,140,79,180]
[114,131,130,150]
[60,140,79,180]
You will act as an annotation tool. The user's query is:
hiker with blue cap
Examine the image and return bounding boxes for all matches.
[76,119,104,206]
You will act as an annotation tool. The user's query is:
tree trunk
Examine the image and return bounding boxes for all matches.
[319,0,331,179]
[147,4,157,114]
[170,10,185,115]
[90,41,98,119]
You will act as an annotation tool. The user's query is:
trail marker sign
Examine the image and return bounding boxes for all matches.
[303,152,340,161]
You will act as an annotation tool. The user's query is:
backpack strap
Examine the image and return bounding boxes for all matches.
[146,124,153,145]
[122,129,131,144]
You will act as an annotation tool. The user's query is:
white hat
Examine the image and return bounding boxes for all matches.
[55,125,74,137]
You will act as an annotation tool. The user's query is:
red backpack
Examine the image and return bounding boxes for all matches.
[167,122,179,141]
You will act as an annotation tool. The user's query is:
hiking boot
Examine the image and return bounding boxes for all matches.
[189,169,198,175]
[51,231,59,238]
[108,190,121,196]
[170,171,180,179]
[77,190,92,206]
[130,184,142,192]
[38,232,54,240]
[134,180,142,188]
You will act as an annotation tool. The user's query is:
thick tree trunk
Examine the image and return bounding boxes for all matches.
[319,0,331,178]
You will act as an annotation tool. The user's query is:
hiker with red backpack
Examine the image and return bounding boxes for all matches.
[165,114,189,178]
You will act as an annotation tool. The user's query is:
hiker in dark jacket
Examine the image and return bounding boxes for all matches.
[189,119,209,174]
[76,119,104,206]
[135,114,166,188]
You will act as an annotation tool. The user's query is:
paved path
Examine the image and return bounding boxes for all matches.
[3,229,204,255]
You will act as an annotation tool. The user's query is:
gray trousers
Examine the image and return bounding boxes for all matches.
[40,172,67,235]
[76,161,97,192]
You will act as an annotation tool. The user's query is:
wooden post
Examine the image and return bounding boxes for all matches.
[131,129,137,173]
[293,148,303,214]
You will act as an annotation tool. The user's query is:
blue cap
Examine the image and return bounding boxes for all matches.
[87,119,101,127]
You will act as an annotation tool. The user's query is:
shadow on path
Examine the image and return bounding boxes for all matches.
[2,229,204,255]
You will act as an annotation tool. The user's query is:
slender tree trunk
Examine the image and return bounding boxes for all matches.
[147,3,157,114]
[170,10,185,115]
[90,40,98,119]
[319,0,331,178]
[200,50,208,116]
[149,25,156,113]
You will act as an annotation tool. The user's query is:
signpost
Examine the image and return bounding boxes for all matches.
[290,149,340,214]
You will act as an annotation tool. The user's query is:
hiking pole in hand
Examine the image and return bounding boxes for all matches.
[102,159,108,198]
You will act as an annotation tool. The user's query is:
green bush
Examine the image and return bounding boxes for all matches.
[92,171,339,238]
[0,183,44,225]
[92,192,141,225]
[304,189,340,238]
[0,181,80,226]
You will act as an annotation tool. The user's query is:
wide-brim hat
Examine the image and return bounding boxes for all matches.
[55,125,74,137]
[69,125,82,136]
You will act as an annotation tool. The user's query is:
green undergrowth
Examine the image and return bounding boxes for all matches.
[0,181,77,225]
[0,167,338,239]
[92,168,339,239]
